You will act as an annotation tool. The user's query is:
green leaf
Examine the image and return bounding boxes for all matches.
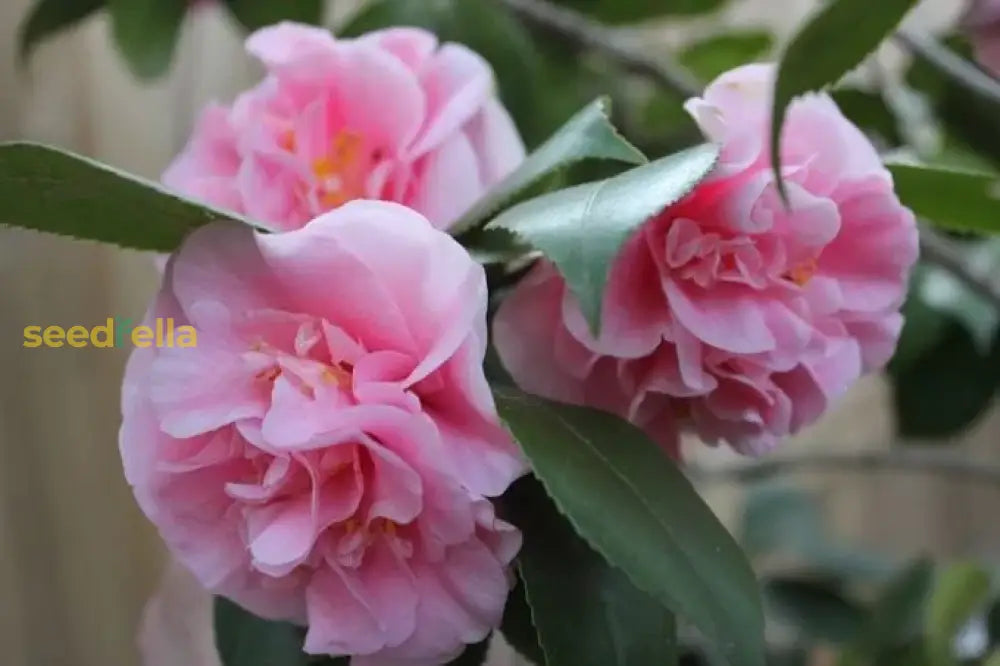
[856,559,935,656]
[554,0,728,24]
[771,0,919,199]
[679,30,774,81]
[925,563,992,666]
[223,0,324,30]
[488,143,718,334]
[455,98,646,235]
[888,164,1000,235]
[493,387,765,666]
[18,0,105,62]
[214,597,317,666]
[0,142,255,251]
[504,476,677,666]
[108,0,187,78]
[986,651,1000,666]
[500,575,546,665]
[764,578,865,644]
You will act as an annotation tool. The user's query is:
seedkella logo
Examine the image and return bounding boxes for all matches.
[23,318,197,348]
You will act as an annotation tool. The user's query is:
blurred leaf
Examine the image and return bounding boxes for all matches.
[18,0,105,62]
[504,477,677,666]
[214,597,324,666]
[857,559,935,656]
[554,0,728,23]
[488,143,718,333]
[831,88,903,147]
[906,35,1000,169]
[771,0,919,198]
[679,30,774,80]
[764,578,865,644]
[986,651,1000,666]
[455,98,646,235]
[224,0,324,30]
[493,387,765,666]
[891,322,1000,439]
[342,0,571,146]
[917,242,1000,354]
[926,563,992,666]
[891,266,954,372]
[0,142,255,251]
[108,0,186,79]
[500,576,547,665]
[741,484,825,560]
[888,164,1000,235]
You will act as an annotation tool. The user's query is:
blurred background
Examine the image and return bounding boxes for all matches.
[2,1,1000,665]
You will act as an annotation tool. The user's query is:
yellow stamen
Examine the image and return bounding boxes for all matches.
[382,520,397,537]
[321,364,352,388]
[344,518,359,534]
[786,258,818,287]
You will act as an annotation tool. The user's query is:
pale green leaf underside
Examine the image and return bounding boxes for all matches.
[488,143,718,333]
[453,97,647,235]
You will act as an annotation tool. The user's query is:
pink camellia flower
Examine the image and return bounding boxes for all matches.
[965,0,1000,76]
[163,22,525,231]
[120,201,525,664]
[494,64,918,456]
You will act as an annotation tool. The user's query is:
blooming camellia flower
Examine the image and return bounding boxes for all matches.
[494,64,918,456]
[163,22,525,231]
[120,201,525,664]
[965,0,1000,76]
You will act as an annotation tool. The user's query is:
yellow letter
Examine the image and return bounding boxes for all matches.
[67,326,89,348]
[176,326,198,348]
[92,318,114,348]
[132,326,153,348]
[43,326,65,348]
[23,326,42,348]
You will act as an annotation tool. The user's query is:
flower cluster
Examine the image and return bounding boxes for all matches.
[494,65,918,456]
[120,22,917,666]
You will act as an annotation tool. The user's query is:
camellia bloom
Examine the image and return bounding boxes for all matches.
[494,64,918,456]
[965,0,1000,76]
[120,201,525,664]
[163,22,524,231]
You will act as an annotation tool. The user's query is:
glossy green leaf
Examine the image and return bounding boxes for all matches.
[223,0,324,30]
[504,476,677,666]
[500,576,546,665]
[108,0,186,79]
[488,143,718,333]
[771,0,919,198]
[455,98,646,235]
[0,142,256,251]
[679,30,774,81]
[925,563,992,666]
[18,0,105,62]
[493,387,765,666]
[764,578,865,644]
[555,0,728,24]
[888,163,1000,235]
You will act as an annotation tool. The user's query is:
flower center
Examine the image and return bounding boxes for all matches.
[311,132,366,209]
